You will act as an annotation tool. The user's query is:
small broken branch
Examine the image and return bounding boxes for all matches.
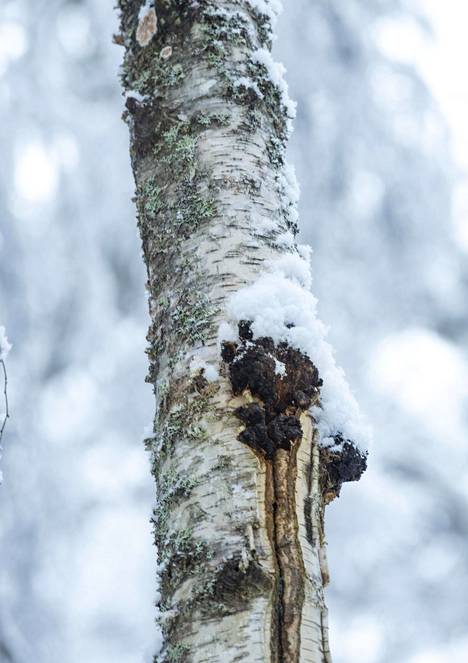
[0,358,9,442]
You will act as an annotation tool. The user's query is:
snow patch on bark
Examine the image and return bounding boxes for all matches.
[222,253,371,451]
[280,161,300,228]
[248,0,283,24]
[274,357,286,376]
[124,89,147,103]
[0,324,11,484]
[189,349,220,382]
[252,48,296,131]
[233,76,263,99]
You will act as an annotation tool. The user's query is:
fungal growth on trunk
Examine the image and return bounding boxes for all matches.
[222,320,322,459]
[222,320,367,497]
[320,435,368,504]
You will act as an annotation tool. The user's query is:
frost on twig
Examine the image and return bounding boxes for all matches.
[0,326,11,482]
[0,359,8,443]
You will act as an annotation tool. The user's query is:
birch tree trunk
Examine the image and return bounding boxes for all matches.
[118,2,367,661]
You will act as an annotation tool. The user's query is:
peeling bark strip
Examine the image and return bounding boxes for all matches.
[118,1,365,661]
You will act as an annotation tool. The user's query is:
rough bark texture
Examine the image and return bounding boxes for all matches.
[118,1,362,661]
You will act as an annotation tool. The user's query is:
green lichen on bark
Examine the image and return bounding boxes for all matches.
[121,6,222,379]
[151,468,200,543]
[146,388,211,468]
[193,3,291,161]
[158,528,212,570]
[160,643,191,663]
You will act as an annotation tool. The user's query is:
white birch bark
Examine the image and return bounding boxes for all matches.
[118,1,365,661]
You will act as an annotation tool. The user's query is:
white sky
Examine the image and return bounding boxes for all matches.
[424,0,468,252]
[419,0,468,169]
[377,0,468,251]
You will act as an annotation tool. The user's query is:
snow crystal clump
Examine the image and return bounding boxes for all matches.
[0,326,11,361]
[233,76,263,99]
[274,358,286,376]
[124,89,147,104]
[138,0,153,21]
[189,348,219,383]
[252,48,297,130]
[280,162,300,228]
[248,0,283,25]
[282,162,300,206]
[223,253,371,451]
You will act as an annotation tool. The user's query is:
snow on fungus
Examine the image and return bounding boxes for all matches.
[136,4,157,48]
[221,252,371,452]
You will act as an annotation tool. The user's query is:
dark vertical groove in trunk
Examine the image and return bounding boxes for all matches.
[265,460,281,663]
[272,448,305,662]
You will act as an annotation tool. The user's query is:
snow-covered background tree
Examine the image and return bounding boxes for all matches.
[1,0,468,662]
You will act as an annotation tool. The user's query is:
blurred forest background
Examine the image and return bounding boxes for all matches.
[1,1,468,662]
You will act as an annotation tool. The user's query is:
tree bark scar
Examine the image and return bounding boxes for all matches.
[222,321,322,661]
[273,446,305,663]
[264,460,281,663]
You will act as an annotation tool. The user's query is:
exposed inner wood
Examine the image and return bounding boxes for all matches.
[272,447,305,662]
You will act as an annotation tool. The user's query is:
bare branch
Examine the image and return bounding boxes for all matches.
[0,358,9,443]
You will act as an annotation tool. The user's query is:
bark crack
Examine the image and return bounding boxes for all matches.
[271,447,304,663]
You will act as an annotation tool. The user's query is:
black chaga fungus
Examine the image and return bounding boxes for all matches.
[239,423,275,459]
[220,341,237,364]
[236,403,265,426]
[275,343,322,411]
[229,345,277,404]
[223,322,322,460]
[238,319,254,341]
[235,403,274,458]
[321,435,368,503]
[222,322,367,493]
[267,415,302,449]
[124,97,158,161]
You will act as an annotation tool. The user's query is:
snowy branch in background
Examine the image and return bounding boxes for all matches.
[0,325,11,482]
